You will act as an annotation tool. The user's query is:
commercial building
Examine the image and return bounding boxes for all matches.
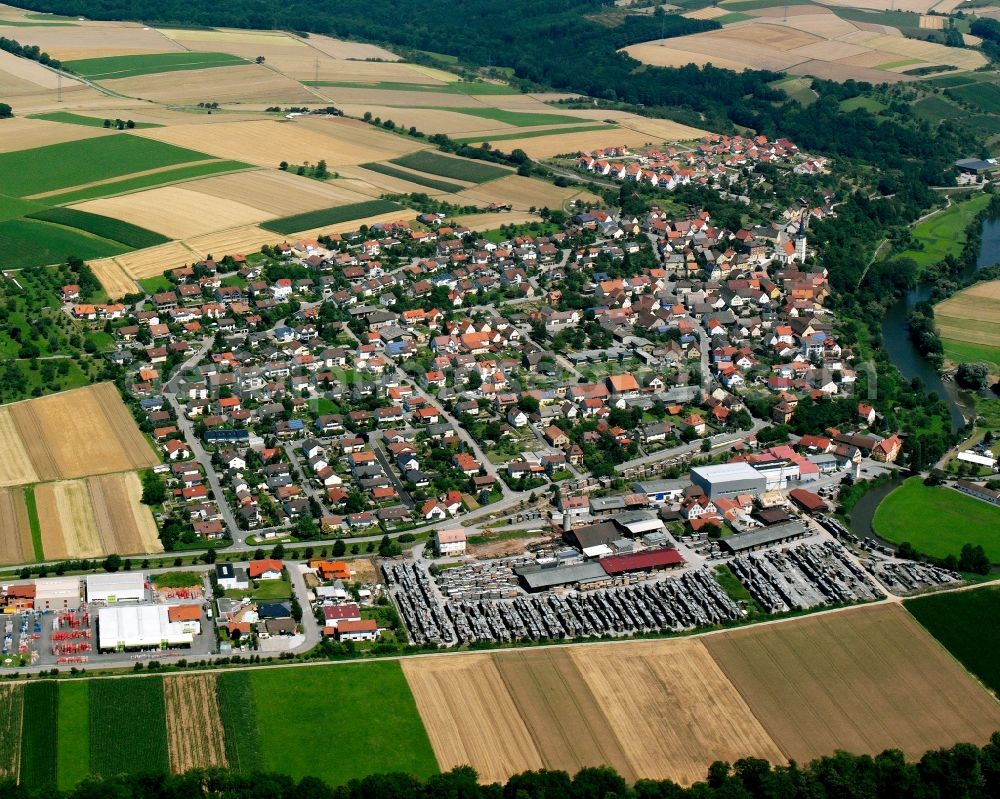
[97,605,195,651]
[86,573,145,604]
[1,584,35,612]
[516,561,608,592]
[789,488,829,514]
[720,521,807,554]
[336,619,379,641]
[34,577,81,611]
[690,462,767,499]
[435,528,467,556]
[632,478,688,506]
[599,548,684,575]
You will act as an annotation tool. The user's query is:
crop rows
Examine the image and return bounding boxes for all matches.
[28,208,170,249]
[390,151,509,183]
[215,672,263,772]
[360,161,466,192]
[20,682,58,788]
[89,677,169,777]
[261,199,404,235]
[0,685,24,780]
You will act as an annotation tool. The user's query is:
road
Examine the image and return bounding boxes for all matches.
[368,431,415,507]
[614,419,767,474]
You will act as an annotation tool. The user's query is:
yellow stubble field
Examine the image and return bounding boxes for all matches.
[0,488,33,565]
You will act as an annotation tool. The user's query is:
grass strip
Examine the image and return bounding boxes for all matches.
[216,672,263,772]
[261,199,404,235]
[23,485,43,561]
[390,150,509,183]
[20,682,58,789]
[56,682,89,790]
[455,123,617,144]
[64,51,245,80]
[28,112,163,129]
[89,676,169,777]
[359,162,466,192]
[27,207,169,249]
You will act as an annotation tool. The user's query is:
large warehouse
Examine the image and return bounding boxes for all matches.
[690,462,767,499]
[97,605,195,651]
[86,573,145,604]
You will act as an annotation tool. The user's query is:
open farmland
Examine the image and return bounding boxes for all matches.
[64,51,246,79]
[935,280,1000,371]
[357,162,467,193]
[898,192,992,269]
[182,169,373,216]
[215,672,263,772]
[873,476,1000,562]
[474,122,705,157]
[0,406,40,486]
[164,675,228,773]
[88,258,140,298]
[390,150,512,183]
[705,604,1000,762]
[907,586,1000,697]
[26,207,169,248]
[0,487,34,565]
[56,682,89,790]
[0,684,23,780]
[455,175,601,211]
[0,383,158,486]
[261,199,405,235]
[0,218,130,269]
[20,682,58,789]
[0,116,110,153]
[100,63,318,105]
[89,677,169,778]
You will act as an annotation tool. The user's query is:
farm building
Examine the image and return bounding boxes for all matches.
[249,559,284,580]
[336,618,379,641]
[435,528,468,556]
[953,480,1000,506]
[690,462,767,499]
[599,548,684,575]
[34,577,82,611]
[720,521,807,554]
[97,605,195,651]
[86,572,146,604]
[322,602,361,632]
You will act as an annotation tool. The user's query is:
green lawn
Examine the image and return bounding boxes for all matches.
[28,111,163,129]
[261,199,404,235]
[138,275,176,294]
[873,476,1000,562]
[64,51,246,80]
[249,663,438,783]
[840,95,886,113]
[0,135,217,198]
[88,677,169,778]
[359,162,466,192]
[304,79,514,95]
[0,218,129,268]
[906,585,1000,695]
[20,682,58,789]
[23,485,43,561]
[27,207,169,248]
[435,107,587,127]
[896,192,992,271]
[455,123,617,145]
[56,682,90,790]
[151,570,203,588]
[390,150,510,183]
[942,339,1000,372]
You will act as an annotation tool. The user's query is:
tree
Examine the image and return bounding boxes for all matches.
[332,538,346,557]
[958,543,990,575]
[956,362,989,391]
[102,554,122,572]
[290,597,303,622]
[270,543,285,560]
[140,470,167,505]
[0,102,12,119]
[279,160,289,170]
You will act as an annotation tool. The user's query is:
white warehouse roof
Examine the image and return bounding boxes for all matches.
[98,605,194,651]
[690,462,763,482]
[86,572,145,602]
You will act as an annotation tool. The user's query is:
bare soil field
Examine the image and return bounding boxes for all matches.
[164,675,228,772]
[0,487,33,565]
[89,258,140,299]
[456,175,600,211]
[137,117,425,168]
[277,55,443,84]
[4,383,158,483]
[37,479,102,560]
[99,64,318,105]
[72,185,276,239]
[187,169,372,216]
[0,116,109,154]
[9,21,181,61]
[493,649,637,781]
[0,407,40,487]
[401,655,545,783]
[571,639,785,784]
[705,604,1000,763]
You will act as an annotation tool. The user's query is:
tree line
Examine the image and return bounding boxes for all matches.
[7,738,1000,799]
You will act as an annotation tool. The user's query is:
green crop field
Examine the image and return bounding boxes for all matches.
[0,218,129,269]
[303,80,515,95]
[27,207,170,249]
[906,586,1000,696]
[29,112,163,129]
[359,162,466,192]
[216,672,263,772]
[896,192,992,271]
[89,677,169,778]
[20,682,58,789]
[390,151,510,183]
[873,476,1000,562]
[829,6,920,28]
[0,193,45,223]
[249,663,437,783]
[261,199,404,234]
[456,123,617,145]
[436,107,588,127]
[0,685,24,779]
[0,17,73,25]
[927,74,980,88]
[913,94,960,124]
[24,486,44,561]
[64,51,246,80]
[0,135,217,198]
[942,339,1000,372]
[951,83,1000,115]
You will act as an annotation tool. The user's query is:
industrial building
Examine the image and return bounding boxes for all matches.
[720,521,807,554]
[516,561,609,592]
[86,572,145,604]
[97,605,195,651]
[34,577,81,611]
[690,462,767,499]
[632,478,688,506]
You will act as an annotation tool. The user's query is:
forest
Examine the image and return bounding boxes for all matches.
[5,738,1000,799]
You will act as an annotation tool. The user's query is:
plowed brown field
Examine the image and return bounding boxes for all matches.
[164,674,228,772]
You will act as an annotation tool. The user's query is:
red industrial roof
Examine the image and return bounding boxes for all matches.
[789,488,828,513]
[600,548,684,575]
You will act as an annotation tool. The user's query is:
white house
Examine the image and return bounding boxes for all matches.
[435,528,467,556]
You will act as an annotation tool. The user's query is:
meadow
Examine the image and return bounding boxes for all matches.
[935,281,1000,371]
[896,192,992,270]
[906,585,1000,696]
[27,207,169,249]
[872,476,1000,561]
[64,51,246,79]
[942,340,1000,373]
[216,672,263,772]
[359,162,466,193]
[0,218,129,269]
[390,151,510,183]
[261,199,404,235]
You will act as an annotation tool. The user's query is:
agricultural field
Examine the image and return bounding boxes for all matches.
[0,487,34,565]
[358,162,467,193]
[0,684,24,780]
[26,207,169,248]
[261,199,405,235]
[935,280,1000,371]
[0,218,130,270]
[455,175,601,211]
[906,585,1000,696]
[0,383,159,487]
[215,672,263,772]
[164,675,228,773]
[624,5,985,82]
[27,111,163,129]
[20,682,58,789]
[390,150,512,183]
[706,604,1000,762]
[897,192,992,269]
[0,116,110,153]
[64,51,246,79]
[872,476,1000,561]
[89,677,169,778]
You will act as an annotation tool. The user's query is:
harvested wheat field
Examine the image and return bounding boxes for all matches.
[35,479,102,559]
[4,383,158,484]
[706,604,1000,763]
[0,116,109,154]
[7,20,181,61]
[920,14,945,28]
[336,165,455,197]
[336,105,511,136]
[485,124,705,157]
[187,169,372,216]
[300,32,400,61]
[73,185,276,239]
[814,0,938,11]
[0,407,39,487]
[493,649,637,781]
[0,488,33,565]
[684,5,729,19]
[184,225,284,261]
[90,258,140,299]
[401,655,544,783]
[164,674,228,773]
[570,639,785,784]
[456,175,600,211]
[935,282,1000,347]
[451,211,540,231]
[99,64,318,105]
[89,473,162,555]
[314,86,490,108]
[137,117,425,168]
[292,207,417,241]
[111,241,198,280]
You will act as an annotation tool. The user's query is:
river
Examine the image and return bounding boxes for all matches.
[880,216,1000,433]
